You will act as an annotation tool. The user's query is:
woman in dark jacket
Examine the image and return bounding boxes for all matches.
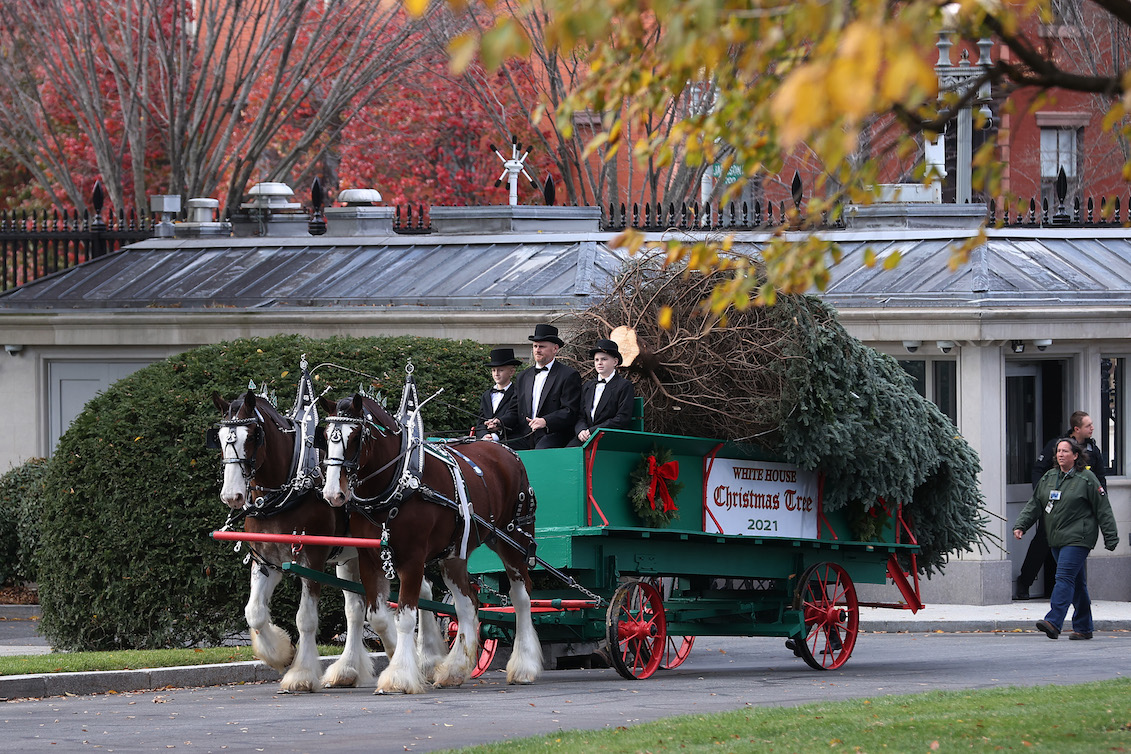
[1013,437,1119,640]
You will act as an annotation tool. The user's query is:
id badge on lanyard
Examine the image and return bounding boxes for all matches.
[1046,489,1061,513]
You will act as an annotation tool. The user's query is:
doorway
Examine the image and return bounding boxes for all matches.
[1004,360,1068,597]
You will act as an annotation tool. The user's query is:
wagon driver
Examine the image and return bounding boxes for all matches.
[509,323,582,450]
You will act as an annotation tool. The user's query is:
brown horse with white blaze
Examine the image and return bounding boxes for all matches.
[212,388,398,692]
[320,392,543,694]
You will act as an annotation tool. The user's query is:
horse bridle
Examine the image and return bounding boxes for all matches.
[324,413,400,480]
[209,416,266,481]
[210,410,310,512]
[323,411,415,507]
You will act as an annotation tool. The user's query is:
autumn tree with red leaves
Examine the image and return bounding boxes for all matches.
[0,0,424,213]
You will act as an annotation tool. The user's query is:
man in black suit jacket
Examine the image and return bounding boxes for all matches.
[568,339,635,447]
[474,347,522,441]
[509,323,582,449]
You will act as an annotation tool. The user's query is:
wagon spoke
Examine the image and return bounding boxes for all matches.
[642,577,695,669]
[606,580,667,680]
[793,562,859,671]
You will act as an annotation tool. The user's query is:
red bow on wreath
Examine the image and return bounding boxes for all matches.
[647,455,680,513]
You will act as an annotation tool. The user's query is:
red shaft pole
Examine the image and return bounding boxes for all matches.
[210,530,384,549]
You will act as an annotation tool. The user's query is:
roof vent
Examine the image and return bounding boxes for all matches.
[231,182,308,237]
[174,198,230,238]
[241,182,302,210]
[324,188,394,236]
[338,188,382,205]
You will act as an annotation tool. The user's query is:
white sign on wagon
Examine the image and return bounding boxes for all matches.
[703,458,820,538]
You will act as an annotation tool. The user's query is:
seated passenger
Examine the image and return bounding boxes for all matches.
[474,347,521,442]
[510,323,582,450]
[567,338,635,447]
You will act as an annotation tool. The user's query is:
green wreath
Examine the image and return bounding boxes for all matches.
[628,445,684,527]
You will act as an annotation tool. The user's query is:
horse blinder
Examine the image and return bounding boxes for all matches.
[205,426,222,450]
[312,425,328,452]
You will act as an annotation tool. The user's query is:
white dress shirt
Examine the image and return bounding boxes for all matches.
[490,383,511,413]
[531,360,553,417]
[591,375,610,419]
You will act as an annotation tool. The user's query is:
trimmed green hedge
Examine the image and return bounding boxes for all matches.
[0,457,48,586]
[37,335,491,651]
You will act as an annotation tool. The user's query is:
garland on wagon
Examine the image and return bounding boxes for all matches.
[628,444,683,527]
[567,253,989,577]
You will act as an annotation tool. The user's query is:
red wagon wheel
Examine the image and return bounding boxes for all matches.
[660,633,696,669]
[643,577,695,669]
[791,562,859,670]
[606,580,667,680]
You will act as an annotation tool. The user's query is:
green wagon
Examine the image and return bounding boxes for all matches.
[463,427,923,680]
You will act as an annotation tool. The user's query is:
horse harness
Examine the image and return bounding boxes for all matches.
[211,364,339,571]
[327,391,538,572]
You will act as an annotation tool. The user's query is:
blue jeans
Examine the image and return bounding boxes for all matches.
[1046,545,1092,634]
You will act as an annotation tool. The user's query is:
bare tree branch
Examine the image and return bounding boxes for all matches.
[0,0,428,211]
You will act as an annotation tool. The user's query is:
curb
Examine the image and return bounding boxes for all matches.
[0,656,356,701]
[0,660,280,700]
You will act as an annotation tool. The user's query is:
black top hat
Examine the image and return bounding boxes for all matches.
[528,323,565,347]
[487,347,522,367]
[589,338,623,364]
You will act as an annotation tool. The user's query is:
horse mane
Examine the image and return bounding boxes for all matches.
[335,393,401,435]
[228,390,288,425]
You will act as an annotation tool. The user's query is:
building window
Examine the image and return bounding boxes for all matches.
[1040,127,1083,208]
[1101,357,1124,477]
[898,359,958,425]
[933,361,958,425]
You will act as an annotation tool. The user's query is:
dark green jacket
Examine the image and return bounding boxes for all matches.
[1015,467,1119,551]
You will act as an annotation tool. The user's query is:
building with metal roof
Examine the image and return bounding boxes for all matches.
[1,199,1128,606]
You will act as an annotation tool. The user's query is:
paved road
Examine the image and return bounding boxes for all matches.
[3,631,1128,753]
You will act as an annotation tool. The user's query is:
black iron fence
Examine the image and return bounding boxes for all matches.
[0,208,157,292]
[0,181,157,292]
[5,175,1131,292]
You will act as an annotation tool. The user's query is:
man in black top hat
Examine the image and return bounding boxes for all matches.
[474,347,523,442]
[568,339,635,447]
[510,323,582,449]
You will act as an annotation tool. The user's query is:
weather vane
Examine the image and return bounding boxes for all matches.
[490,136,539,206]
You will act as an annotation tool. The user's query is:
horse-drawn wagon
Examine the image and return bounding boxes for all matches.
[211,362,923,690]
[462,426,922,679]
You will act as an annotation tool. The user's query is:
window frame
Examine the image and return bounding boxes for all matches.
[897,357,958,425]
[1101,356,1125,477]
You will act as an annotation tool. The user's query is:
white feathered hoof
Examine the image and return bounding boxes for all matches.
[251,625,295,673]
[322,656,377,688]
[376,664,426,695]
[432,662,468,688]
[279,667,321,693]
[505,653,542,686]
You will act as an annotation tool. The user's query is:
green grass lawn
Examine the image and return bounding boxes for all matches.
[0,645,352,675]
[441,678,1131,753]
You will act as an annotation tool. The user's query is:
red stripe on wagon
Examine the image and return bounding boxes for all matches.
[210,530,384,548]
